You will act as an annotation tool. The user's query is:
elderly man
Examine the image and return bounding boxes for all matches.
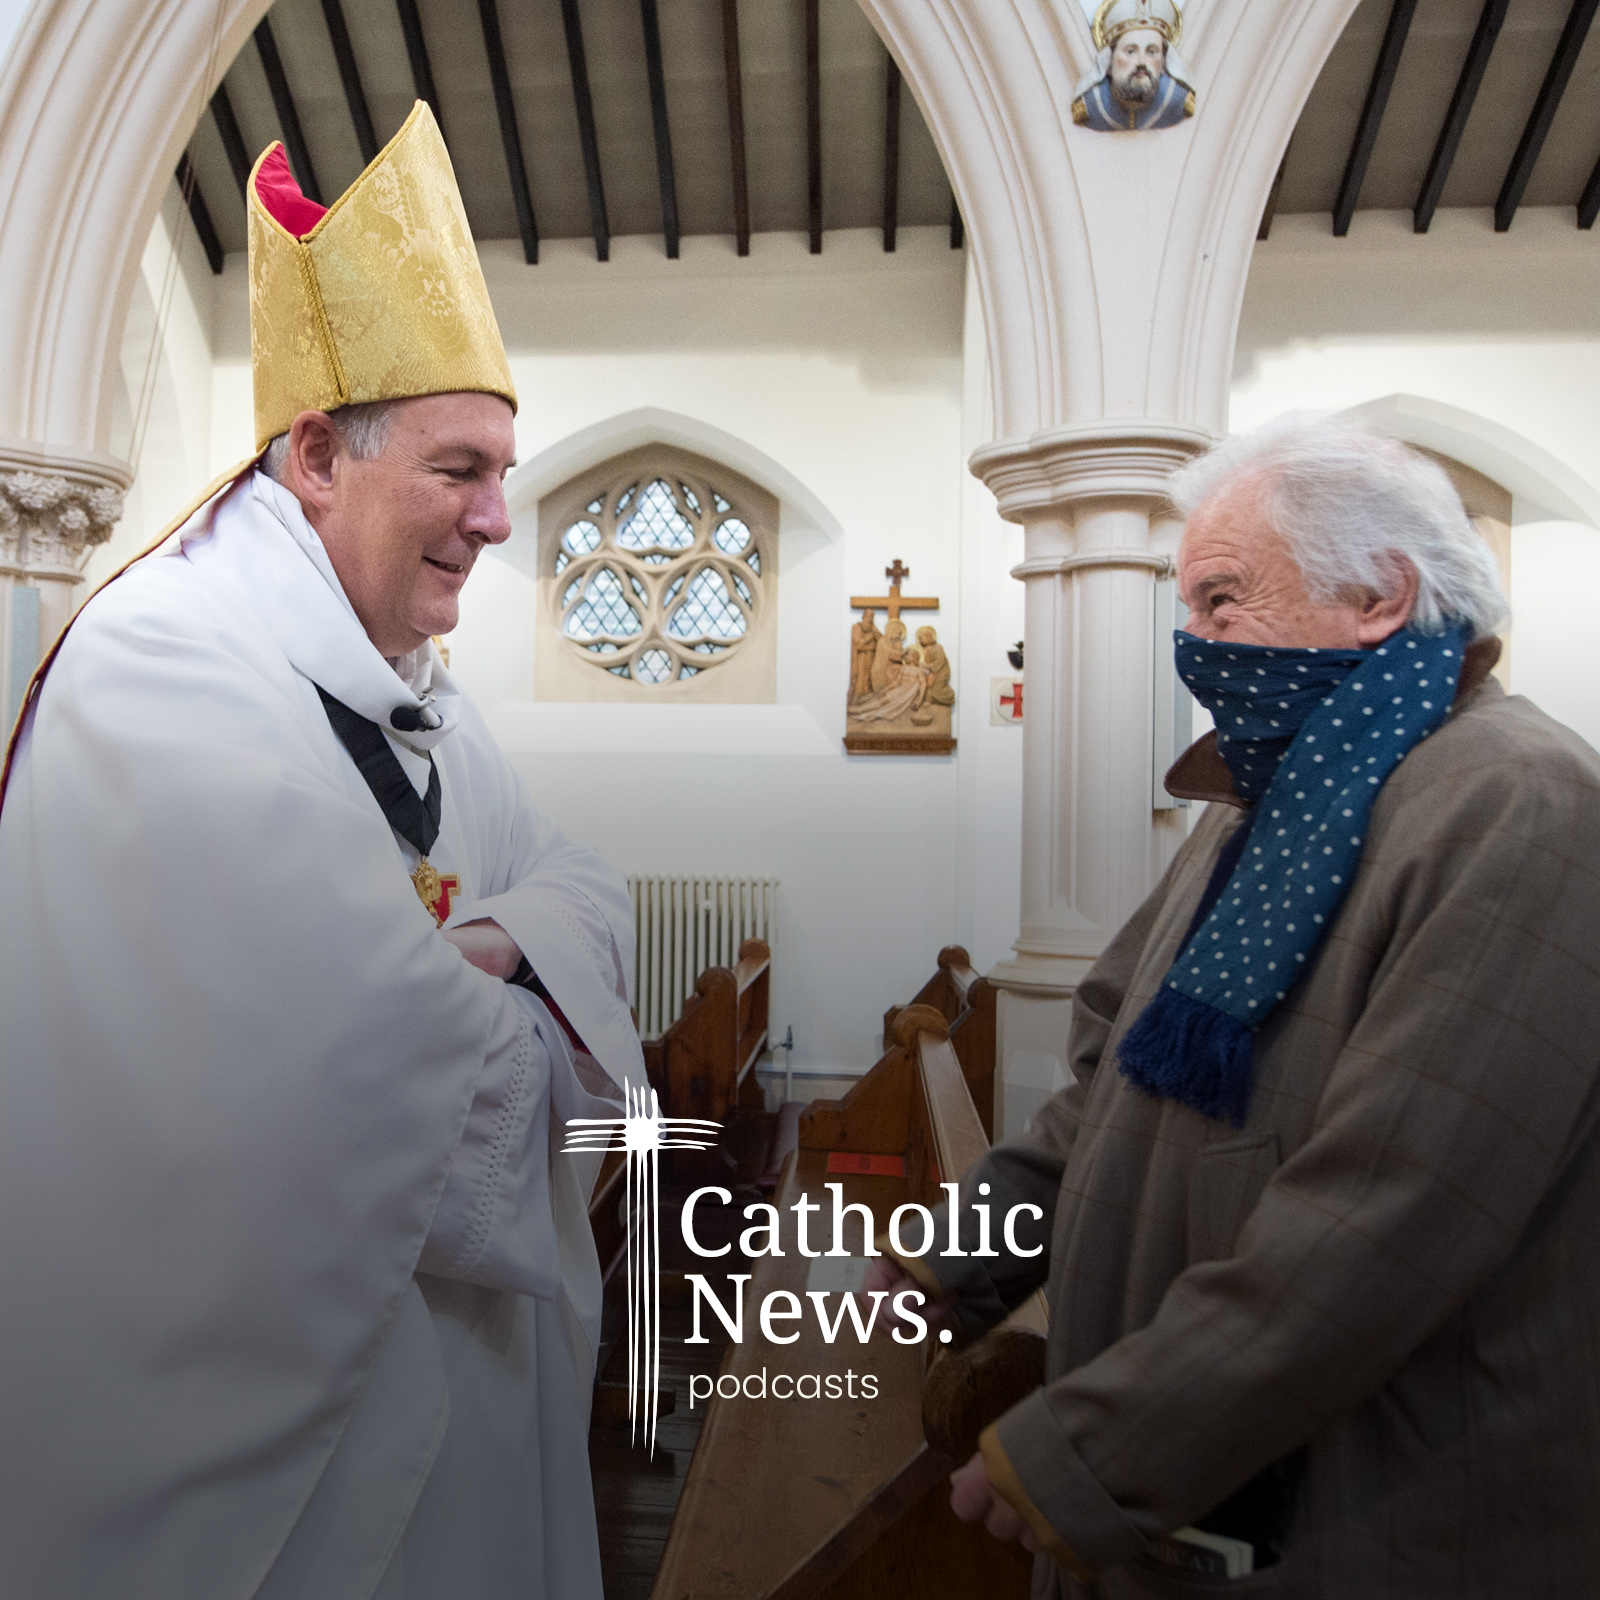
[0,106,640,1599]
[870,417,1600,1595]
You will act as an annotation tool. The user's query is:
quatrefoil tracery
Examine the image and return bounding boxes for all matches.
[556,474,763,684]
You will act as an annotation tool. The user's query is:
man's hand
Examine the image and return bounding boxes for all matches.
[949,1451,1042,1553]
[861,1254,950,1336]
[442,917,521,980]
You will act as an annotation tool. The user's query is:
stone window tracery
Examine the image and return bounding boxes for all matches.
[537,445,778,703]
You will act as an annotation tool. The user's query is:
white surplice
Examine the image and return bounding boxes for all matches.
[0,470,648,1599]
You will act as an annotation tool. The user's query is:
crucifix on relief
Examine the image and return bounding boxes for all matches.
[849,560,938,703]
[844,559,955,754]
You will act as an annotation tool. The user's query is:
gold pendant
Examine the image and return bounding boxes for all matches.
[412,858,443,912]
[411,858,462,926]
[412,864,444,928]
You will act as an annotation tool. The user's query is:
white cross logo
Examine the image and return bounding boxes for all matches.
[564,1086,720,1455]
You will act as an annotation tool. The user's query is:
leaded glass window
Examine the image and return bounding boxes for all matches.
[539,446,776,698]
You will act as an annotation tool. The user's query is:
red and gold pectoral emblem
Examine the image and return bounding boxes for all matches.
[411,859,461,927]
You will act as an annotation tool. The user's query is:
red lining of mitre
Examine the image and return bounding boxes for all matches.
[253,146,328,239]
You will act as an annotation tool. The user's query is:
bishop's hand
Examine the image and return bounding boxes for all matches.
[442,917,523,980]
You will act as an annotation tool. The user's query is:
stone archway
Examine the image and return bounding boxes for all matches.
[0,0,270,716]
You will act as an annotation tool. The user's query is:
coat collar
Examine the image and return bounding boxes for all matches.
[1164,634,1504,809]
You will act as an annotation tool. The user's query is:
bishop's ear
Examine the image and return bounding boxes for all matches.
[284,410,343,516]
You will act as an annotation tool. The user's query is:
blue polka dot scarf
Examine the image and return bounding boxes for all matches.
[1117,623,1469,1126]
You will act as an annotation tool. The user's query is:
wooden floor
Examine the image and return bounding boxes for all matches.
[588,1146,769,1600]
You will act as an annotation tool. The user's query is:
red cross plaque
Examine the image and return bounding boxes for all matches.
[991,678,1024,724]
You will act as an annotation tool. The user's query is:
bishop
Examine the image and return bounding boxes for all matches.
[0,104,641,1600]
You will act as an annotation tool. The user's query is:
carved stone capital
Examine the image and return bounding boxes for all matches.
[969,421,1214,524]
[0,437,131,582]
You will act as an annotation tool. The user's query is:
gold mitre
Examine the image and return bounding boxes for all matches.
[1092,0,1182,49]
[247,101,516,451]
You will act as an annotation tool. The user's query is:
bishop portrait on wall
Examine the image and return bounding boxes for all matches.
[1072,0,1196,133]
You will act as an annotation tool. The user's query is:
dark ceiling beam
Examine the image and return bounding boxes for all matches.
[176,152,225,275]
[211,84,251,199]
[949,193,963,250]
[1578,148,1600,228]
[1414,0,1507,232]
[1257,150,1288,241]
[395,0,447,144]
[1495,0,1600,232]
[254,17,323,205]
[1332,0,1417,236]
[320,0,379,166]
[639,0,680,260]
[882,52,900,253]
[476,0,539,264]
[559,0,611,262]
[722,0,750,257]
[805,0,821,253]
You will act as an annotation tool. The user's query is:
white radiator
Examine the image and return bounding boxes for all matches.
[628,875,778,1039]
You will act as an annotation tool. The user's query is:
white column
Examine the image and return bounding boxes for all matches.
[0,440,129,724]
[977,425,1208,985]
[972,429,1206,1132]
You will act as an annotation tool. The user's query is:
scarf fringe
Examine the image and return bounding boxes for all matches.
[1118,988,1255,1128]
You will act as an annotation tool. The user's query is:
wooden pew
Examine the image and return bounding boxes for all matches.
[883,945,978,1036]
[643,937,771,1124]
[885,946,999,1143]
[649,1006,1042,1600]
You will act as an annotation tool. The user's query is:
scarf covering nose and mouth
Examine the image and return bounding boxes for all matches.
[1116,623,1470,1125]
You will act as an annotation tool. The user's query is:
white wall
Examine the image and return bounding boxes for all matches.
[1236,206,1600,750]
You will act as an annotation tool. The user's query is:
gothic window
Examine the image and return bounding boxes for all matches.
[537,445,778,703]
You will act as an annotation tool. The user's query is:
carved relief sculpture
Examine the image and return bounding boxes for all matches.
[1072,0,1195,132]
[850,608,881,699]
[844,560,955,755]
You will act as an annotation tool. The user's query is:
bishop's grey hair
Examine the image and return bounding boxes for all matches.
[259,399,399,483]
[1167,415,1509,637]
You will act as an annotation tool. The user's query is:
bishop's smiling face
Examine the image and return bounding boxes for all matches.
[291,391,517,659]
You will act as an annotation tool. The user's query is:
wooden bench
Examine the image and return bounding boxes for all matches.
[885,945,999,1142]
[649,1005,1041,1600]
[644,937,771,1125]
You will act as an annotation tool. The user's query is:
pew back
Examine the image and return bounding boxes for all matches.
[645,937,771,1124]
[885,946,999,1142]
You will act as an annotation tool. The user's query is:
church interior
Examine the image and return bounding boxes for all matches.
[5,0,1600,1591]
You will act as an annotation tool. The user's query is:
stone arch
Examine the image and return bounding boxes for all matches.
[1339,394,1600,530]
[501,407,846,548]
[857,0,1363,443]
[0,0,269,460]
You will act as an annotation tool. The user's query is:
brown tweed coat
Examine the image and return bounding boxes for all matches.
[936,664,1600,1598]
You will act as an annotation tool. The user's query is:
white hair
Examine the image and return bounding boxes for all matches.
[1167,414,1509,637]
[259,399,399,483]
